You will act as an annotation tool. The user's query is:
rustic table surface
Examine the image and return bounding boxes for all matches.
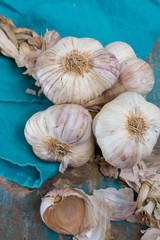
[0,38,160,240]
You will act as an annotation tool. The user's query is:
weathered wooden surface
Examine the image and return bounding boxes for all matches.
[0,162,146,240]
[0,38,160,240]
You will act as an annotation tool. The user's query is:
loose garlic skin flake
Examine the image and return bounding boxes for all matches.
[105,41,136,65]
[24,104,94,172]
[93,92,160,169]
[35,37,120,104]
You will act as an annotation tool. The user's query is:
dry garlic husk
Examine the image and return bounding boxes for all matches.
[40,188,111,239]
[35,36,120,104]
[24,104,94,172]
[141,228,160,240]
[0,15,61,81]
[85,58,154,108]
[105,41,136,65]
[93,187,136,221]
[93,92,160,169]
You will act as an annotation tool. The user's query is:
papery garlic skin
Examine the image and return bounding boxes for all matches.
[85,58,154,108]
[93,187,136,221]
[93,92,160,169]
[24,104,94,172]
[105,41,136,65]
[35,37,120,104]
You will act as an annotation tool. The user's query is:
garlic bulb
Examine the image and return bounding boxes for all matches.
[24,104,94,172]
[35,37,120,104]
[93,92,160,169]
[40,188,111,239]
[105,41,136,65]
[141,228,160,240]
[85,58,155,108]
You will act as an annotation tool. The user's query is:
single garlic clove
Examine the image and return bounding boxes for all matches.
[105,41,137,65]
[85,58,155,108]
[43,195,85,235]
[24,104,95,172]
[40,188,111,239]
[93,92,160,169]
[35,36,120,104]
[93,187,136,221]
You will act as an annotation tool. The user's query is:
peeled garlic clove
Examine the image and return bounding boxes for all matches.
[40,188,111,239]
[105,41,136,65]
[35,37,120,104]
[40,189,85,235]
[85,58,155,108]
[43,195,85,235]
[24,104,94,172]
[93,92,160,169]
[141,228,160,240]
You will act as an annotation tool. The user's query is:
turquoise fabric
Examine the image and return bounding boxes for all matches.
[0,0,160,188]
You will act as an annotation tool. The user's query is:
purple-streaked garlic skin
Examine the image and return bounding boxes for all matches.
[93,187,136,221]
[85,57,155,108]
[24,104,94,172]
[93,92,160,169]
[119,58,155,95]
[105,41,136,65]
[35,36,120,105]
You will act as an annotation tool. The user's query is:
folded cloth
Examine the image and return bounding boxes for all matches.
[0,0,160,188]
[0,101,59,188]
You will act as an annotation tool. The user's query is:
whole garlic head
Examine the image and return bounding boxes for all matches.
[85,58,155,108]
[93,92,160,169]
[105,41,136,65]
[24,104,94,172]
[35,37,120,104]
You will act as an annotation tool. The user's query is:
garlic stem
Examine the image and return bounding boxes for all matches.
[143,200,156,216]
[85,82,124,107]
[137,182,151,209]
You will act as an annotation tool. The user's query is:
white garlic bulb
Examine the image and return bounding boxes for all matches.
[93,92,160,169]
[105,41,136,65]
[35,37,120,104]
[85,58,155,108]
[40,188,111,239]
[24,104,94,172]
[141,228,160,240]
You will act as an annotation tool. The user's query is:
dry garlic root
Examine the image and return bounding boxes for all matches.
[93,92,160,169]
[35,36,120,104]
[24,104,94,172]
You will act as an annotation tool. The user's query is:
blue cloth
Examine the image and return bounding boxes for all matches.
[0,0,160,188]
